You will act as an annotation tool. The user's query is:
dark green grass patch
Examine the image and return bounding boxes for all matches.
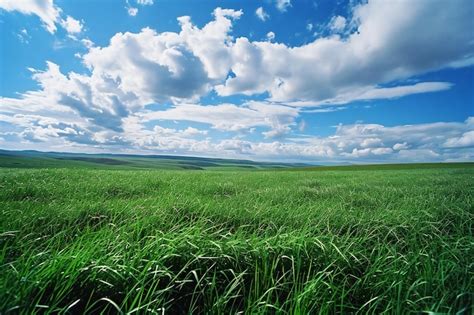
[0,165,473,314]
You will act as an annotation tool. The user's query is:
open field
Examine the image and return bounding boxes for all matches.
[1,163,473,313]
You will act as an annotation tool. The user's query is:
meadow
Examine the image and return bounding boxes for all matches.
[0,161,473,314]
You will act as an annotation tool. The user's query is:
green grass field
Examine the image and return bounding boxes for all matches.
[1,162,473,313]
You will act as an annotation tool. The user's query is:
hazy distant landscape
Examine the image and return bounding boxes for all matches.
[0,150,309,170]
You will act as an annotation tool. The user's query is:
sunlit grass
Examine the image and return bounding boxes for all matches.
[1,165,473,313]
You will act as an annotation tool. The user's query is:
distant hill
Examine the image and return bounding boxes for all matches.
[0,149,311,170]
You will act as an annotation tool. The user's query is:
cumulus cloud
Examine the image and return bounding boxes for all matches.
[1,9,245,133]
[60,15,83,34]
[79,7,243,107]
[4,1,473,107]
[6,2,471,109]
[216,0,474,103]
[255,7,269,21]
[1,61,136,132]
[444,130,474,148]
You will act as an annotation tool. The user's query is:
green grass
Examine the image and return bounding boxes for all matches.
[1,164,473,314]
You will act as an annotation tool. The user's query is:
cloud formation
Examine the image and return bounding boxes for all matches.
[1,108,472,162]
[60,15,83,34]
[0,0,83,35]
[1,1,473,162]
[142,101,298,137]
[216,0,474,103]
[0,0,60,33]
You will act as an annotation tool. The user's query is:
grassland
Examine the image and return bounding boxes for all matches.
[1,162,473,314]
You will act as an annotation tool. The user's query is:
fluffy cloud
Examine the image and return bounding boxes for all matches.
[60,15,83,34]
[216,0,474,103]
[2,8,245,134]
[6,2,471,110]
[444,130,474,148]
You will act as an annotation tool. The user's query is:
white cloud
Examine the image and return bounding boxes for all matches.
[0,0,84,35]
[444,130,474,148]
[328,15,346,32]
[393,142,409,150]
[216,0,474,103]
[266,31,275,42]
[349,82,453,102]
[141,101,299,137]
[125,0,138,16]
[0,9,245,134]
[288,82,454,106]
[255,7,269,21]
[181,127,208,137]
[60,15,83,34]
[137,0,153,5]
[3,1,473,107]
[127,7,138,16]
[306,23,313,31]
[360,137,383,148]
[81,38,94,48]
[0,0,60,33]
[274,0,291,12]
[7,2,470,109]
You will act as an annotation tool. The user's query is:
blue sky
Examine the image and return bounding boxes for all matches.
[0,0,473,163]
